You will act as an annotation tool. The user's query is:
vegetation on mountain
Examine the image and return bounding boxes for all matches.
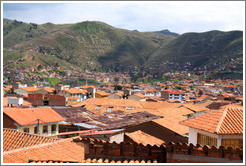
[3,18,243,79]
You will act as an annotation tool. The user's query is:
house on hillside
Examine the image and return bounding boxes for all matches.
[14,87,39,97]
[35,87,55,96]
[95,91,110,98]
[3,107,65,137]
[180,106,243,149]
[80,85,96,98]
[108,92,124,99]
[161,90,185,101]
[59,88,87,102]
[128,93,146,101]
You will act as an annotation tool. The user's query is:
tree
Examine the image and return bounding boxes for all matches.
[114,85,122,90]
[198,89,203,96]
[37,65,43,71]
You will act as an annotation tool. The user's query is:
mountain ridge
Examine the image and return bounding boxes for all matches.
[3,18,243,78]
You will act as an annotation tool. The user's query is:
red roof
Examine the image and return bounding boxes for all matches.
[3,128,59,152]
[181,106,243,135]
[164,90,185,95]
[80,85,95,89]
[4,107,65,126]
[3,138,84,163]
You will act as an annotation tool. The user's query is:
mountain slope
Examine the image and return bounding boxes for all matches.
[3,19,243,77]
[145,30,243,74]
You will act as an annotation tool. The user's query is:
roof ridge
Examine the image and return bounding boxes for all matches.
[215,107,229,133]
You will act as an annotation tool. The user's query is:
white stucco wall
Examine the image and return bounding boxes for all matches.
[18,123,59,137]
[109,133,124,143]
[188,127,243,148]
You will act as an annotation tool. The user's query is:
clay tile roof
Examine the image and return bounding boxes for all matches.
[20,87,39,92]
[225,85,235,88]
[96,91,110,96]
[132,93,146,98]
[196,95,208,101]
[3,85,12,91]
[153,117,189,136]
[65,88,85,94]
[180,106,243,135]
[3,107,65,126]
[3,138,84,163]
[40,87,55,93]
[3,97,32,107]
[115,92,124,96]
[80,85,95,89]
[125,130,165,146]
[223,93,235,98]
[3,128,60,152]
[164,89,185,95]
[182,103,208,112]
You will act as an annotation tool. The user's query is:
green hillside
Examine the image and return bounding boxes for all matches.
[3,19,243,78]
[145,30,243,75]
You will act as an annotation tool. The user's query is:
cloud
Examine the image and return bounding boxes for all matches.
[3,1,245,34]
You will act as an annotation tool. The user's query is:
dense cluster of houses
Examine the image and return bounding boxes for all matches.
[2,79,243,163]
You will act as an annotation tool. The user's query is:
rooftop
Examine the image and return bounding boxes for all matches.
[125,130,165,146]
[180,106,243,135]
[3,138,84,163]
[3,128,60,152]
[4,107,65,126]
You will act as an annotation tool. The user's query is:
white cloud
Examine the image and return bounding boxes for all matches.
[3,1,245,34]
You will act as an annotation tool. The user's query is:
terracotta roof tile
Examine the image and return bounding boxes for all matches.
[181,106,243,134]
[38,87,55,93]
[96,91,110,96]
[3,128,59,152]
[80,85,95,89]
[3,97,32,107]
[3,107,65,126]
[3,138,84,163]
[164,90,185,95]
[131,93,146,98]
[125,130,165,146]
[65,88,86,94]
[19,87,39,92]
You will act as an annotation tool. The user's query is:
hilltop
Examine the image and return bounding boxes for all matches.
[3,18,243,79]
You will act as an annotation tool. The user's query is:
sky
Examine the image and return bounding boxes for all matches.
[2,1,245,34]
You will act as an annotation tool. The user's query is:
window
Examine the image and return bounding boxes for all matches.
[51,124,56,133]
[95,105,101,110]
[34,126,38,134]
[105,107,113,112]
[197,133,217,147]
[43,125,48,134]
[23,128,29,133]
[221,139,243,149]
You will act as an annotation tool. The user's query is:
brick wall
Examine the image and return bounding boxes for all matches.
[166,142,243,163]
[27,94,66,106]
[3,114,17,129]
[161,91,169,100]
[49,94,66,106]
[73,137,243,163]
[28,93,43,106]
[74,137,166,163]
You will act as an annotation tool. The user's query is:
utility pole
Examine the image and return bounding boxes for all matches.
[37,119,40,134]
